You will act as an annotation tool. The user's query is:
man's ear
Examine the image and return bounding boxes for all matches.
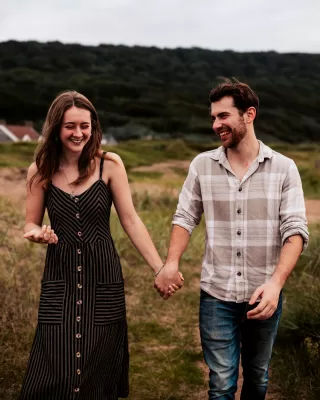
[245,107,256,123]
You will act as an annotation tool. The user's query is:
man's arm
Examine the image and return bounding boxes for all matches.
[248,160,309,320]
[154,157,204,299]
[247,234,303,320]
[154,225,190,299]
[271,235,303,287]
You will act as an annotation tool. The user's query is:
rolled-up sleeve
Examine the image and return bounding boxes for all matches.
[172,158,203,235]
[279,160,309,251]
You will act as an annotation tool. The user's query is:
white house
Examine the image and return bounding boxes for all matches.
[0,120,40,142]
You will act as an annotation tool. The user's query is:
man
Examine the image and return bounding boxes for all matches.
[154,79,309,399]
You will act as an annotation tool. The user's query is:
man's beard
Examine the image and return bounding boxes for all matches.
[218,119,247,149]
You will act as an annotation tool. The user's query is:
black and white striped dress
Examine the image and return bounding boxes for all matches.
[20,157,129,399]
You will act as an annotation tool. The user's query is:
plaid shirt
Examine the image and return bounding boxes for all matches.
[172,141,309,302]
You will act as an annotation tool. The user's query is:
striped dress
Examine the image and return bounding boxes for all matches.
[20,157,129,399]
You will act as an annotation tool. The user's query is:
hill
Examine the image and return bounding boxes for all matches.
[0,41,320,142]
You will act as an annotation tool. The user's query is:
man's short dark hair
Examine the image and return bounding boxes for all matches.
[209,78,259,118]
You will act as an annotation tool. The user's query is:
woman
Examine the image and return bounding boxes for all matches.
[20,91,182,399]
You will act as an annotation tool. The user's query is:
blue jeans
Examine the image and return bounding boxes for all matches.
[199,290,282,400]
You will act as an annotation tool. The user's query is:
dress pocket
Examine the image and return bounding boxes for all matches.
[38,280,65,324]
[94,281,126,325]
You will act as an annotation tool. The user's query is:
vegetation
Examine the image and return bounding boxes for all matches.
[1,140,319,198]
[271,225,320,400]
[0,192,207,400]
[1,40,320,143]
[0,141,319,398]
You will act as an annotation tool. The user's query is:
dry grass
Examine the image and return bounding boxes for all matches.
[0,193,207,400]
[1,140,320,399]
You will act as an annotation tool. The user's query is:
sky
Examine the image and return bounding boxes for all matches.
[0,0,319,53]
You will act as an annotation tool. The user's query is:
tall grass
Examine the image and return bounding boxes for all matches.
[0,139,320,398]
[0,193,207,400]
[271,225,320,400]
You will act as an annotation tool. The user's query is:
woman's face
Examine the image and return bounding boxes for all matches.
[59,106,92,155]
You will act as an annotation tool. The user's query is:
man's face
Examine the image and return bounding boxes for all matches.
[211,96,247,149]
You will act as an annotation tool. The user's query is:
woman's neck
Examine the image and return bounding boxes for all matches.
[60,151,80,169]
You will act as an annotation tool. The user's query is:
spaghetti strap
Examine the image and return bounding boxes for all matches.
[99,151,107,179]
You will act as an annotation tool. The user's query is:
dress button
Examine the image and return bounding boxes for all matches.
[78,232,82,237]
[75,198,79,203]
[76,333,81,339]
[77,316,81,322]
[77,283,82,289]
[74,388,80,393]
[237,230,241,235]
[76,352,81,358]
[76,213,80,219]
[237,252,241,257]
[237,272,242,276]
[77,249,81,254]
[237,208,242,214]
[77,369,81,375]
[77,266,82,272]
[239,187,242,192]
[77,300,82,305]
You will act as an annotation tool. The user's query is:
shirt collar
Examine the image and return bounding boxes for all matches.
[210,140,273,164]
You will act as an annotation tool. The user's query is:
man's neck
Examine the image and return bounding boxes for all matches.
[226,133,260,166]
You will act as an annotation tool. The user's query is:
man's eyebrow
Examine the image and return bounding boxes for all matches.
[211,111,230,118]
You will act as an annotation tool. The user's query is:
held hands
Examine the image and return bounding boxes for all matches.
[154,263,184,300]
[23,224,58,244]
[247,278,282,320]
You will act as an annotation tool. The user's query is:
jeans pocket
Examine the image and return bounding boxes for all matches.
[38,280,65,324]
[94,281,126,325]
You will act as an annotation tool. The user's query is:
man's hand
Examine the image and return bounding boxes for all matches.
[247,279,282,320]
[154,263,184,300]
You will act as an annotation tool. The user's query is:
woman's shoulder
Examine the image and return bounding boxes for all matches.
[96,150,124,168]
[27,162,38,178]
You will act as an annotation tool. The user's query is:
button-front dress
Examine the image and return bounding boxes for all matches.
[20,157,129,399]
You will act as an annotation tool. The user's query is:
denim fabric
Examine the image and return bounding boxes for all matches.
[199,290,282,400]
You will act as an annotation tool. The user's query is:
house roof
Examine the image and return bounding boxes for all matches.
[5,124,39,140]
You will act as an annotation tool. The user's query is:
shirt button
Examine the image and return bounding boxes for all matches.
[77,316,81,322]
[74,388,79,393]
[237,208,242,214]
[77,249,81,254]
[78,232,82,237]
[77,369,81,375]
[76,352,81,358]
[77,266,82,272]
[75,198,79,203]
[237,252,241,257]
[77,283,82,289]
[239,187,242,192]
[76,213,80,219]
[77,300,82,305]
[76,333,81,339]
[237,272,242,276]
[237,230,241,235]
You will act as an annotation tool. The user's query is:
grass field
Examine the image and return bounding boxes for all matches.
[0,140,319,399]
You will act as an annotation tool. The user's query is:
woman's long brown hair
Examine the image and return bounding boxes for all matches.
[30,91,102,188]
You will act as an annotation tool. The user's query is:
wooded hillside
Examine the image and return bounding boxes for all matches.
[1,41,319,142]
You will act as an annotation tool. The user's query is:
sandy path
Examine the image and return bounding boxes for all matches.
[1,166,320,223]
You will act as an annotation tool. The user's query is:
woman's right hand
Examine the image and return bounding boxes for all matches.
[23,224,58,244]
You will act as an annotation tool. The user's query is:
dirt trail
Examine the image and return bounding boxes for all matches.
[1,165,320,223]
